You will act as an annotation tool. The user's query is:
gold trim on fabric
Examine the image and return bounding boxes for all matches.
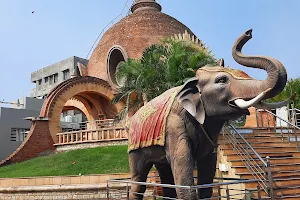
[140,105,157,124]
[128,87,181,152]
[199,67,253,80]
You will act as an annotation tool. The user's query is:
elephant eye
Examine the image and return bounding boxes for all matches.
[215,76,228,84]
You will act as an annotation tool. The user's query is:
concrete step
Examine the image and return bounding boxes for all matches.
[219,137,288,143]
[220,141,297,148]
[222,152,300,160]
[222,146,298,154]
[237,170,300,179]
[234,163,300,173]
[228,157,300,165]
[222,151,300,159]
[274,185,300,196]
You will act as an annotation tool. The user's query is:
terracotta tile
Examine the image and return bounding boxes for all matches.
[36,178,45,186]
[20,179,28,186]
[12,179,21,186]
[0,179,6,187]
[80,176,90,184]
[27,178,36,186]
[44,177,53,185]
[89,175,100,184]
[5,179,13,187]
[61,177,71,185]
[99,175,109,183]
[52,177,62,185]
[70,176,81,184]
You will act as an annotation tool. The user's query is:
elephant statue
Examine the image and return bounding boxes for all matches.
[127,29,294,199]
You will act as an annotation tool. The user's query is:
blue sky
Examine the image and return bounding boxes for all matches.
[0,0,299,102]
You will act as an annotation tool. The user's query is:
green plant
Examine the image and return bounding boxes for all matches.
[268,78,300,109]
[0,145,129,178]
[112,37,216,120]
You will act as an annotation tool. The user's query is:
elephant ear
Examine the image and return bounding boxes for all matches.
[177,77,205,124]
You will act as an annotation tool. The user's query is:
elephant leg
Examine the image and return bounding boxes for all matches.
[169,138,197,199]
[129,151,153,200]
[155,163,177,199]
[197,152,217,199]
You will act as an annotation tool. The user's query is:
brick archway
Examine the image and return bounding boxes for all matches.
[40,76,123,143]
[63,98,93,120]
[0,77,123,166]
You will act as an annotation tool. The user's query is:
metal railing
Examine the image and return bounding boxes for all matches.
[60,119,120,132]
[289,107,300,127]
[107,176,262,200]
[222,124,273,198]
[56,126,128,145]
[258,109,300,151]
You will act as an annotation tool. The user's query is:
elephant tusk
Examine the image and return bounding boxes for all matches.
[254,92,297,109]
[233,88,272,109]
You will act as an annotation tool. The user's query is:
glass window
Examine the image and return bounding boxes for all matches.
[54,73,58,83]
[49,76,53,85]
[11,128,29,142]
[63,69,70,80]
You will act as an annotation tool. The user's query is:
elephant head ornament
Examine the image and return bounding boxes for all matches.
[128,29,294,200]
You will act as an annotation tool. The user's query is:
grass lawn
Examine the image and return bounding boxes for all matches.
[0,145,130,178]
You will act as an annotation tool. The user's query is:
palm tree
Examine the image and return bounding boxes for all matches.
[112,37,216,121]
[268,78,300,108]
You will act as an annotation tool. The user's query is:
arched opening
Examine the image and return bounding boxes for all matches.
[39,77,124,143]
[59,92,120,133]
[61,107,88,132]
[107,46,128,87]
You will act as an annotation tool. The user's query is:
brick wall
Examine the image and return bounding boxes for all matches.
[87,9,194,83]
[0,120,54,166]
[244,107,275,127]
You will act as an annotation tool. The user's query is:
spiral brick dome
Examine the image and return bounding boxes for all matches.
[87,0,195,87]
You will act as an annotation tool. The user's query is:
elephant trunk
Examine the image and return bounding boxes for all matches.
[232,29,287,100]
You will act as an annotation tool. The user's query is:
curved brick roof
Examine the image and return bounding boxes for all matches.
[87,1,194,84]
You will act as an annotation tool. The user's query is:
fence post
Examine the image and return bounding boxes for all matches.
[126,183,129,200]
[273,114,277,135]
[294,127,299,152]
[257,185,261,200]
[106,181,110,200]
[266,156,274,199]
[256,109,259,128]
[226,185,230,200]
[215,185,220,200]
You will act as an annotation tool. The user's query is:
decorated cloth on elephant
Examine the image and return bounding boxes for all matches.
[128,86,181,152]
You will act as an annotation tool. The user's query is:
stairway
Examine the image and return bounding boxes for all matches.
[219,127,300,199]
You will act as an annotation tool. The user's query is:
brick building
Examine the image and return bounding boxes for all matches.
[0,0,209,165]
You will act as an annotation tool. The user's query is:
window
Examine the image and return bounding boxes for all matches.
[45,77,48,83]
[54,73,58,83]
[11,128,30,142]
[63,69,70,80]
[38,79,42,85]
[49,76,53,85]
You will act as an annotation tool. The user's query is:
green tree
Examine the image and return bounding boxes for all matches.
[112,37,216,121]
[268,78,300,109]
